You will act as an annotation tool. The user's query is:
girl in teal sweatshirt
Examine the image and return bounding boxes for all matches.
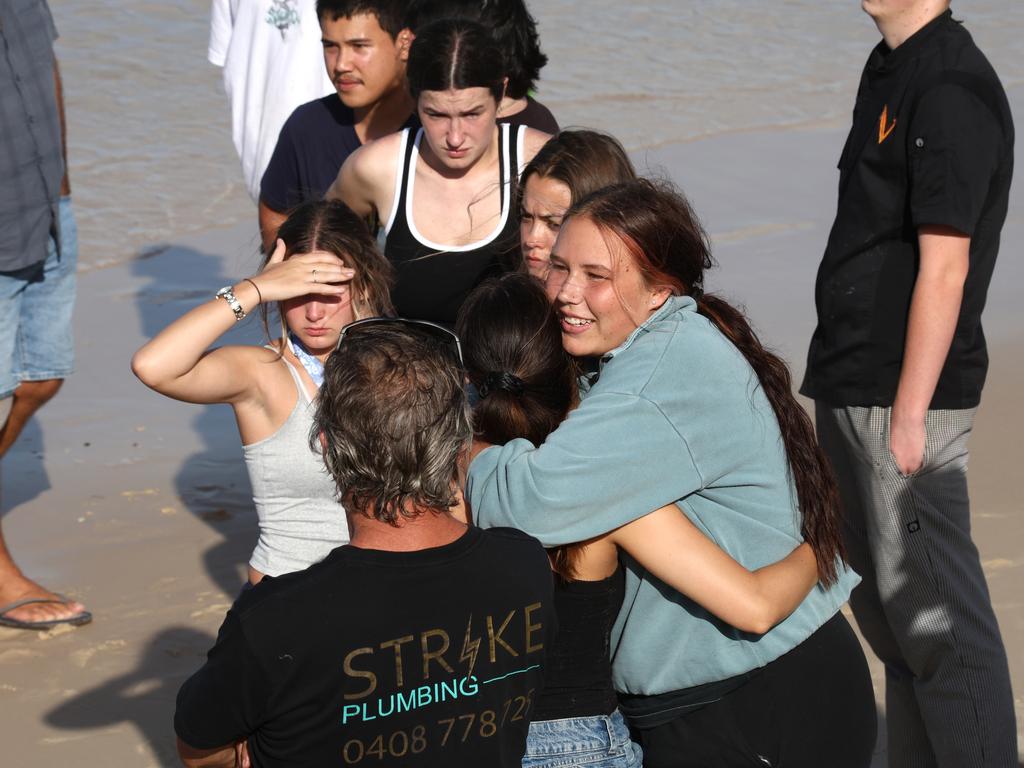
[467,180,876,767]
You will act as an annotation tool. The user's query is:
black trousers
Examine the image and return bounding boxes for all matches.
[633,613,876,768]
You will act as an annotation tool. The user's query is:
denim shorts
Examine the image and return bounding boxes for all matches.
[0,196,77,399]
[523,709,643,768]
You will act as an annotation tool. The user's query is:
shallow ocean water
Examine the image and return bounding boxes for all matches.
[50,0,1024,268]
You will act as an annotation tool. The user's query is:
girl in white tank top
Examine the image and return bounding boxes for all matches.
[132,200,394,584]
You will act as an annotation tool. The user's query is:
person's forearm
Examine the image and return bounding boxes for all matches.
[468,394,694,545]
[54,57,70,196]
[131,279,260,391]
[177,737,237,768]
[612,508,818,635]
[746,543,819,633]
[890,227,969,471]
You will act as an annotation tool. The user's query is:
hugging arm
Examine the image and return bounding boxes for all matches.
[468,391,699,546]
[610,505,818,635]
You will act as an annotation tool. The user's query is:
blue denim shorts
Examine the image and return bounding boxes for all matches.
[0,196,77,399]
[523,709,643,768]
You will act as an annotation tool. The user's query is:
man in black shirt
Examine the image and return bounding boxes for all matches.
[175,321,555,767]
[802,2,1015,765]
[258,0,416,251]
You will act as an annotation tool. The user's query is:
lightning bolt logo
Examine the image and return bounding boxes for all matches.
[459,614,481,677]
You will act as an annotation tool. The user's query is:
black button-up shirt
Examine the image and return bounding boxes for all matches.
[801,10,1014,409]
[0,0,62,271]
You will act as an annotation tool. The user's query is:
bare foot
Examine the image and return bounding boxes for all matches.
[0,576,89,627]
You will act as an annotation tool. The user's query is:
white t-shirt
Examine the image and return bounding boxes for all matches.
[209,0,333,201]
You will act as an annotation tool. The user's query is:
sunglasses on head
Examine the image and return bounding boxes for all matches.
[335,317,464,366]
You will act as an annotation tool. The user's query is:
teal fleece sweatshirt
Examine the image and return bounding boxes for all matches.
[468,295,858,695]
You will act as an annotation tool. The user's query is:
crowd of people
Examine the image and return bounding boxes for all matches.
[2,0,1016,766]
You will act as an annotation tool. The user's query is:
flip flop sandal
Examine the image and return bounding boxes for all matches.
[0,595,92,630]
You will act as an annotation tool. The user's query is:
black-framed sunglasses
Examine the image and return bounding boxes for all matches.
[335,317,464,367]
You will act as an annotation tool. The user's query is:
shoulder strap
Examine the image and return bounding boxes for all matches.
[279,356,313,404]
[514,124,528,179]
[382,128,413,236]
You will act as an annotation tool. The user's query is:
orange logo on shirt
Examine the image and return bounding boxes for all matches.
[878,105,897,143]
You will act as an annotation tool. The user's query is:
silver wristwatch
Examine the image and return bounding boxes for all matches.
[215,285,246,321]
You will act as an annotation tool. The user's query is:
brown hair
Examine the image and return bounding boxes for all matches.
[260,199,394,343]
[566,179,847,585]
[456,273,583,579]
[519,129,637,210]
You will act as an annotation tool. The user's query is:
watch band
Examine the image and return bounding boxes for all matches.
[216,285,246,321]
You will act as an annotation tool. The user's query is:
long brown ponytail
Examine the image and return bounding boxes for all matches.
[694,293,845,584]
[567,179,846,585]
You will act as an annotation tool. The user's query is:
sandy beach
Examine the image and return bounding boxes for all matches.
[2,2,1022,765]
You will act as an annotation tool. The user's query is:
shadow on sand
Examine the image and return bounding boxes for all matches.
[43,626,215,764]
[0,418,50,515]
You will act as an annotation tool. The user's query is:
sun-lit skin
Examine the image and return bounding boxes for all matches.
[520,174,572,280]
[321,12,408,111]
[545,217,669,359]
[417,87,502,176]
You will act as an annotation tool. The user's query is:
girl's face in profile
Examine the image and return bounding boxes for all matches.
[520,174,572,280]
[545,217,667,359]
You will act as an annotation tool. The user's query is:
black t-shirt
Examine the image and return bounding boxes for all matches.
[498,96,559,135]
[259,95,417,212]
[260,95,361,212]
[174,526,555,768]
[801,10,1014,409]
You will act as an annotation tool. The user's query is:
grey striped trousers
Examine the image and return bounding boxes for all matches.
[815,405,1016,768]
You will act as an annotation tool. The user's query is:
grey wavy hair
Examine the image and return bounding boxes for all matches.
[311,324,470,524]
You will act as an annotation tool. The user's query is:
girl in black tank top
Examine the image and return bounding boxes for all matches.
[325,20,552,328]
[383,123,525,327]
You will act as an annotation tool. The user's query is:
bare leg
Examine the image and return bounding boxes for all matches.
[0,380,88,625]
[0,379,63,458]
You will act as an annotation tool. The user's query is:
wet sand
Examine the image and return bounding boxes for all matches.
[1,98,1022,767]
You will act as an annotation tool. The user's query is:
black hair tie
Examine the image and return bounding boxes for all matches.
[477,371,525,399]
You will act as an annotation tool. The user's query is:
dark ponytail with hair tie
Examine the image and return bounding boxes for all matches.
[478,371,526,399]
[457,273,581,579]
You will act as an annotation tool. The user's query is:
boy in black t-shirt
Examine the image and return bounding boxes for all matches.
[802,2,1015,765]
[175,321,555,768]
